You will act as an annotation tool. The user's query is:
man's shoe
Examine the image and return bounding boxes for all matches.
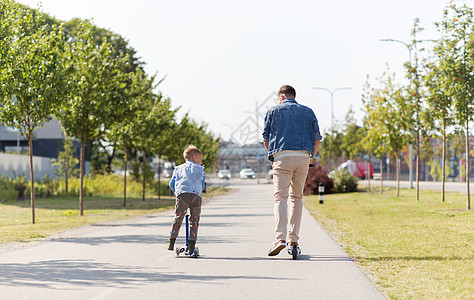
[167,238,176,251]
[268,240,286,256]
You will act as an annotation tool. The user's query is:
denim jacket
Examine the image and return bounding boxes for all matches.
[169,161,206,198]
[262,99,322,161]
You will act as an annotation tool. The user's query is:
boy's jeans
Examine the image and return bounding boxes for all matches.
[272,156,309,243]
[170,193,202,241]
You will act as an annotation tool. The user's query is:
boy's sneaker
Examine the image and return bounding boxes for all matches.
[287,242,301,255]
[166,238,176,251]
[268,240,286,256]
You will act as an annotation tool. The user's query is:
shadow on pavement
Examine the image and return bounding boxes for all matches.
[197,255,354,262]
[0,259,294,289]
[51,234,167,246]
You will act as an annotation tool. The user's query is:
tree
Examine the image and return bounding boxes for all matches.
[340,106,363,160]
[424,58,454,201]
[168,114,220,167]
[361,76,386,194]
[435,1,474,210]
[0,4,67,224]
[130,89,177,201]
[318,124,343,170]
[404,18,427,201]
[57,21,129,215]
[51,137,79,195]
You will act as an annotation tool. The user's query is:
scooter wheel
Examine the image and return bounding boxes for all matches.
[175,246,180,257]
[292,246,298,260]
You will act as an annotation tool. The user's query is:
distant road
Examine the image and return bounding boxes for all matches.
[361,180,474,193]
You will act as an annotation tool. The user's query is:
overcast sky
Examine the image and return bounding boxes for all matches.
[18,0,450,144]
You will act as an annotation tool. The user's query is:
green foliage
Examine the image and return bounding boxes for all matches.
[166,114,220,167]
[332,169,358,193]
[319,124,343,166]
[340,107,363,160]
[58,174,167,198]
[57,21,130,144]
[13,175,27,200]
[0,176,18,202]
[0,2,69,222]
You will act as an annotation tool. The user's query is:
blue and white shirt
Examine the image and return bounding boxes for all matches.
[169,160,206,198]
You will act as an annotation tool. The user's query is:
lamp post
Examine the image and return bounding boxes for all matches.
[380,38,414,188]
[312,87,351,127]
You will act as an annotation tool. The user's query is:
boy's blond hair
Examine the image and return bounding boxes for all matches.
[183,145,202,161]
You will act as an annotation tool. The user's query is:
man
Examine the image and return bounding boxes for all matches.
[263,85,322,256]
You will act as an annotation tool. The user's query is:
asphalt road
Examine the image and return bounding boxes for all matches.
[0,181,384,300]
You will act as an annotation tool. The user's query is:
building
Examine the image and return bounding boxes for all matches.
[0,118,80,158]
[218,141,269,177]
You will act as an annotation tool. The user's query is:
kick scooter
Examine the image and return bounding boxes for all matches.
[175,215,200,258]
[287,244,300,260]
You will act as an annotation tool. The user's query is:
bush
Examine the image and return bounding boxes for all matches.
[57,174,168,198]
[332,169,358,193]
[0,176,18,202]
[35,175,59,198]
[304,165,334,195]
[13,175,27,200]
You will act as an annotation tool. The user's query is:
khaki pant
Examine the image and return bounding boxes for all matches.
[272,156,309,243]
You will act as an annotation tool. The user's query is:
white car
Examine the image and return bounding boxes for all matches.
[240,168,256,179]
[217,169,231,180]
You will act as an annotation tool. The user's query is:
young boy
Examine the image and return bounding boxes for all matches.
[167,145,205,255]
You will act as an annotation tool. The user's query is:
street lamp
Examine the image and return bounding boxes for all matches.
[380,38,414,188]
[380,39,412,62]
[312,87,351,127]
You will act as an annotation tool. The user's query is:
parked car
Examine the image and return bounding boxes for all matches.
[239,168,256,179]
[217,169,231,180]
[332,160,373,179]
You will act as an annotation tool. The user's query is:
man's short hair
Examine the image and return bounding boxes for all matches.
[183,145,202,160]
[278,85,296,99]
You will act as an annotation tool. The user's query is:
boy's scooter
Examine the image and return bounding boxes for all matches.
[175,215,200,258]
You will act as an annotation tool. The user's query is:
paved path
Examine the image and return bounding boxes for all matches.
[0,182,384,299]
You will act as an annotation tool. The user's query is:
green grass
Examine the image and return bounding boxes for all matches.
[0,187,229,244]
[304,187,473,299]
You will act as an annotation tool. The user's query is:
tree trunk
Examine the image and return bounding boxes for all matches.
[123,146,127,207]
[28,134,35,224]
[142,154,146,201]
[65,158,69,195]
[416,152,420,201]
[157,155,161,200]
[366,159,371,193]
[380,158,383,195]
[106,146,116,174]
[396,153,400,197]
[465,120,471,210]
[442,122,446,202]
[80,141,85,216]
[416,132,420,201]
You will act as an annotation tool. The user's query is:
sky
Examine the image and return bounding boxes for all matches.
[17,0,451,144]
